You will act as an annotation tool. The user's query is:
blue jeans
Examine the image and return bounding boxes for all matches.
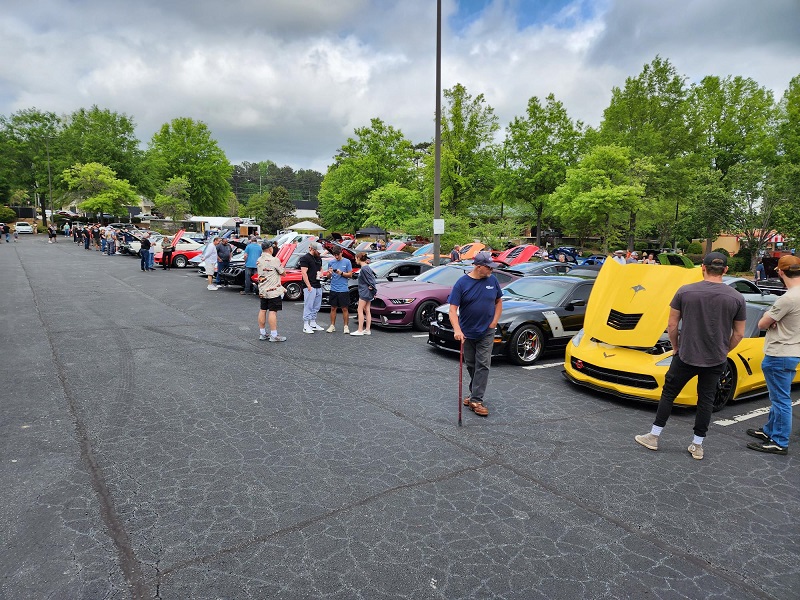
[215,260,230,284]
[654,355,726,438]
[140,251,149,271]
[244,267,257,294]
[147,250,155,270]
[761,355,799,448]
[302,287,322,322]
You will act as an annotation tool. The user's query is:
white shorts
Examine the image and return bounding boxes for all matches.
[205,260,217,273]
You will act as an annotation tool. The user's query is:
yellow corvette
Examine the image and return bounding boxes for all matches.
[563,259,796,411]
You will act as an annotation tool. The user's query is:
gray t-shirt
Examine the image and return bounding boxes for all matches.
[670,280,747,367]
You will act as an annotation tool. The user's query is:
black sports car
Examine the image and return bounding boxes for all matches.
[428,275,595,365]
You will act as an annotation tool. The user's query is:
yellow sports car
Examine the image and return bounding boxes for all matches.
[563,259,796,411]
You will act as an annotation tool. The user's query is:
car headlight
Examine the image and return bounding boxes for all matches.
[571,328,584,348]
[655,355,673,367]
[437,312,444,323]
[389,298,415,305]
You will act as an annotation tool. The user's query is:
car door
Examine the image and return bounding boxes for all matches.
[557,283,594,340]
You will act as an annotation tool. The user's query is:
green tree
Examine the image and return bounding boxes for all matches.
[153,176,191,222]
[145,118,232,215]
[318,118,416,232]
[60,105,144,189]
[245,186,295,235]
[499,93,584,245]
[62,162,139,219]
[599,56,692,249]
[0,108,62,226]
[426,83,500,216]
[772,75,800,248]
[680,167,730,253]
[0,206,17,223]
[363,182,422,232]
[550,145,651,253]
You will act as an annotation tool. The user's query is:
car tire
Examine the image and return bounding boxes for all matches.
[349,288,360,311]
[413,300,439,331]
[712,360,736,412]
[173,255,187,268]
[284,282,302,301]
[508,324,544,365]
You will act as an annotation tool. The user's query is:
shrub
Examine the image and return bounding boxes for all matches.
[727,256,748,273]
[712,247,730,257]
[685,242,703,254]
[685,254,703,265]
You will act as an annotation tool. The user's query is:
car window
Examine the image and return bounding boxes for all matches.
[414,265,469,286]
[568,284,593,304]
[730,280,758,294]
[493,271,515,286]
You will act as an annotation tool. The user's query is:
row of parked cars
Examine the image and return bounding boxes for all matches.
[123,230,791,414]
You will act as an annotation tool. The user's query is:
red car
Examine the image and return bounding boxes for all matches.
[153,230,204,268]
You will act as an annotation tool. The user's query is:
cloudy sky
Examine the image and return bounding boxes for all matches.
[2,0,798,173]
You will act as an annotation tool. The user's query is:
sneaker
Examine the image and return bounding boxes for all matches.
[343,326,350,334]
[259,334,268,341]
[207,284,218,290]
[747,441,788,455]
[303,323,314,334]
[687,443,704,460]
[634,433,659,451]
[350,330,365,336]
[268,335,287,342]
[326,324,336,333]
[746,428,770,442]
[364,330,371,335]
[310,322,324,331]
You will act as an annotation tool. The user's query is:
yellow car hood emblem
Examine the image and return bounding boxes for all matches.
[583,259,701,347]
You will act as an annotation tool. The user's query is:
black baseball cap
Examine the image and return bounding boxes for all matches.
[702,252,728,267]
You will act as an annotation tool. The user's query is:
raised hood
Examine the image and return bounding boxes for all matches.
[582,259,701,347]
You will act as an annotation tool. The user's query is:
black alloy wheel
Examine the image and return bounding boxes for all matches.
[413,300,439,331]
[712,360,737,412]
[284,282,303,301]
[508,324,544,365]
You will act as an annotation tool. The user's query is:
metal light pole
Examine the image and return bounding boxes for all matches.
[44,136,54,228]
[432,0,442,266]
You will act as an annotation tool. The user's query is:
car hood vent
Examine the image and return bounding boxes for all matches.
[607,309,643,330]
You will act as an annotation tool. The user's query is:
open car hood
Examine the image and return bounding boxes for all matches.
[582,259,701,347]
[495,244,540,265]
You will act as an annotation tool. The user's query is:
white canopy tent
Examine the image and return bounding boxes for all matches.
[287,220,326,232]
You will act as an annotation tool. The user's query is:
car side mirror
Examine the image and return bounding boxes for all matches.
[568,299,586,310]
[387,272,398,281]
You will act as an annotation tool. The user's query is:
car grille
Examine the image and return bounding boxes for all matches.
[570,357,658,389]
[606,309,643,330]
[372,298,386,309]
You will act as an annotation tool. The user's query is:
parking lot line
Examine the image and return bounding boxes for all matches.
[411,334,428,338]
[522,362,563,370]
[713,399,800,426]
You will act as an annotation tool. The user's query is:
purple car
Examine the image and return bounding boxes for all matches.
[369,264,521,330]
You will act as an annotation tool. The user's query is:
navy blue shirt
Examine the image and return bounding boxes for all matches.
[448,273,502,339]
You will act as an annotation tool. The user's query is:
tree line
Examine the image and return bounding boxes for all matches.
[318,56,799,268]
[0,107,323,234]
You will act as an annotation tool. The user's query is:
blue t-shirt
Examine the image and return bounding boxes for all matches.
[329,257,352,292]
[244,242,262,268]
[448,273,502,339]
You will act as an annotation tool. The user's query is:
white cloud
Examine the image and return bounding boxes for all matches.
[1,0,798,174]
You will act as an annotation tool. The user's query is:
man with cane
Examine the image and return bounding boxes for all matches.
[449,252,503,418]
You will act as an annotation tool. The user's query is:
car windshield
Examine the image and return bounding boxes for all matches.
[513,261,553,273]
[413,243,433,256]
[502,278,573,304]
[413,265,470,286]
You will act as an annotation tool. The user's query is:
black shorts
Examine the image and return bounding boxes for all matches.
[260,296,282,311]
[329,291,351,308]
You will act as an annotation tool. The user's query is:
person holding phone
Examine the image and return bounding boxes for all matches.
[326,247,353,334]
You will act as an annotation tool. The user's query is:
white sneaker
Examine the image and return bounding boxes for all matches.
[326,324,336,333]
[207,284,218,290]
[350,329,364,336]
[310,322,324,331]
[364,330,371,335]
[303,323,314,334]
[343,325,350,334]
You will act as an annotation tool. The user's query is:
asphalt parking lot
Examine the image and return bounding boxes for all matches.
[1,236,798,600]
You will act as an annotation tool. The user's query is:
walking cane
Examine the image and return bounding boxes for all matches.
[458,339,464,427]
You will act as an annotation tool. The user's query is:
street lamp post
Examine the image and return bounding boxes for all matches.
[432,0,442,266]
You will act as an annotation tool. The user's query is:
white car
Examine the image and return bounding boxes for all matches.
[14,222,34,234]
[724,276,779,304]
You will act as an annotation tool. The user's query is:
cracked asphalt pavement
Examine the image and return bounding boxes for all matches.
[1,237,798,599]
